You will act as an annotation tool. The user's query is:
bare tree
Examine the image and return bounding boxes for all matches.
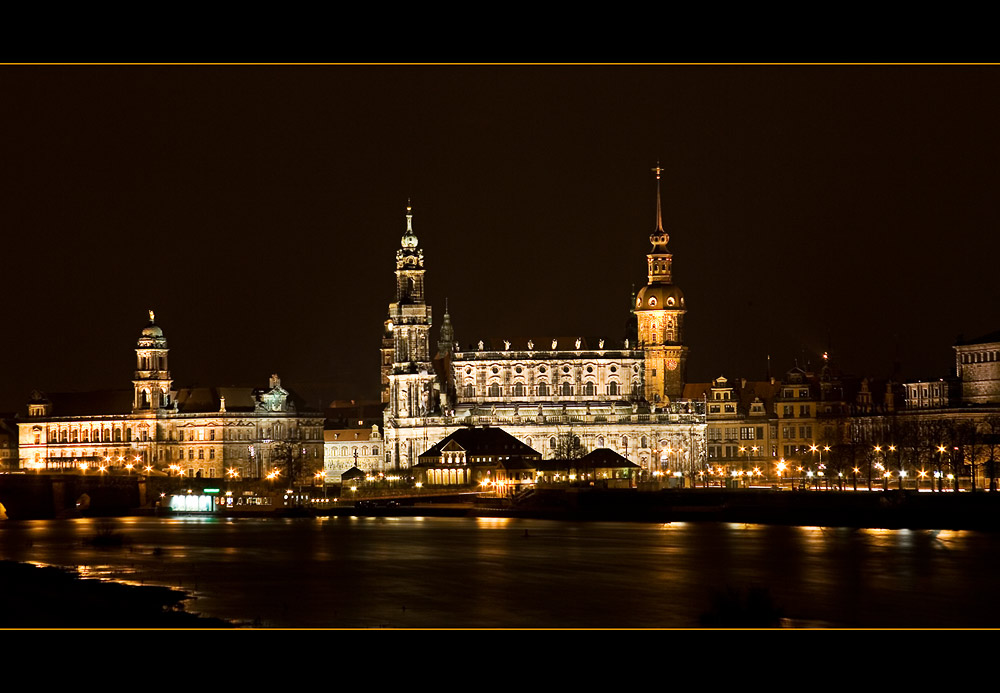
[981,415,1000,492]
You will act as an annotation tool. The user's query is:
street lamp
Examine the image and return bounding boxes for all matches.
[937,446,947,493]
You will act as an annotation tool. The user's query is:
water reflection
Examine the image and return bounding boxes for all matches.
[2,517,999,627]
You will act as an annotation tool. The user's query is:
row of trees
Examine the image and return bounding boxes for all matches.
[828,414,1000,491]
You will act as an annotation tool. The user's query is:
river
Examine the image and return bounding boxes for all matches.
[1,515,996,628]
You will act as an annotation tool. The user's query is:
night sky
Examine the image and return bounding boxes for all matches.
[2,65,999,413]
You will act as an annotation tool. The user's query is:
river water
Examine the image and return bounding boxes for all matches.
[1,515,997,628]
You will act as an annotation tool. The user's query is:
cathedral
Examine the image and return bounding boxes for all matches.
[381,169,707,480]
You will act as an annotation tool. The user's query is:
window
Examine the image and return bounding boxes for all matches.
[799,405,809,417]
[608,382,619,396]
[740,427,755,440]
[464,384,475,398]
[561,382,573,396]
[188,449,194,460]
[537,382,549,397]
[210,430,216,441]
[584,382,596,396]
[783,405,793,417]
[549,437,556,450]
[488,383,501,398]
[209,449,215,459]
[641,436,648,448]
[198,449,204,460]
[513,383,525,397]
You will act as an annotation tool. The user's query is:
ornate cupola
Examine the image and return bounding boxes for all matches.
[634,164,689,404]
[133,310,173,413]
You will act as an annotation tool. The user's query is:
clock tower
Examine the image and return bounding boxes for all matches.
[635,165,688,404]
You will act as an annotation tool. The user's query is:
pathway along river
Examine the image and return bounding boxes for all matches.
[1,515,997,628]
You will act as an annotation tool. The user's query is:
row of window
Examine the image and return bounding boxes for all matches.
[48,428,146,444]
[328,446,380,456]
[961,351,999,364]
[464,382,638,398]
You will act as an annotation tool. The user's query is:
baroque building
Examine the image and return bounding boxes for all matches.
[18,314,324,479]
[381,169,707,482]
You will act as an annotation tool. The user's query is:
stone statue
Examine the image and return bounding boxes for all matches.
[551,339,558,350]
[575,338,581,349]
[504,340,511,350]
[624,338,630,348]
[478,340,484,351]
[527,340,534,350]
[598,338,605,349]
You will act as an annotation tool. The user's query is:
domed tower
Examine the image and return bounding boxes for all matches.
[133,310,173,413]
[635,165,688,403]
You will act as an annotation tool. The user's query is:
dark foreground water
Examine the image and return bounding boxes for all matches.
[1,516,998,628]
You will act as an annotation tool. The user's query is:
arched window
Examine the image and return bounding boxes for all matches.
[513,383,525,397]
[549,437,557,450]
[526,437,533,448]
[464,383,475,398]
[488,383,501,398]
[597,436,605,447]
[641,436,648,448]
[621,435,628,448]
[372,446,379,455]
[537,382,549,397]
[561,382,573,396]
[584,382,596,396]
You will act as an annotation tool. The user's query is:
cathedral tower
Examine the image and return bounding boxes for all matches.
[635,165,688,404]
[133,310,173,413]
[385,203,437,423]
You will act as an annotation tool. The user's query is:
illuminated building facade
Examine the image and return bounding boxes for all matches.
[324,424,383,480]
[382,170,707,480]
[955,331,1000,405]
[18,315,324,479]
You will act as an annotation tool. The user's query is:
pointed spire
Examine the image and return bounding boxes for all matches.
[652,162,664,233]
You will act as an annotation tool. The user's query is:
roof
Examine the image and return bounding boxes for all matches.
[418,426,541,460]
[325,428,374,443]
[26,390,133,417]
[175,387,256,413]
[535,448,639,471]
[956,331,1000,347]
[454,337,635,353]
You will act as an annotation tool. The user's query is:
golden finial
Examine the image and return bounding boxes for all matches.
[148,309,155,323]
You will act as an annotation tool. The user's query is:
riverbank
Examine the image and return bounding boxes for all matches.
[0,560,232,628]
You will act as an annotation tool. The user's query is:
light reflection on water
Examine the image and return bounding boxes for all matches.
[2,516,999,628]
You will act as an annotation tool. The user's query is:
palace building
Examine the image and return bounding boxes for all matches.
[17,313,325,479]
[381,169,707,481]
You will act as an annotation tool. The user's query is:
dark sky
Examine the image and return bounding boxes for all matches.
[2,65,998,412]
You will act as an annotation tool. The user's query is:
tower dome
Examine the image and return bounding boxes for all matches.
[137,310,168,348]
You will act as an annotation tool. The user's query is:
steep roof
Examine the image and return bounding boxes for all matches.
[418,426,541,460]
